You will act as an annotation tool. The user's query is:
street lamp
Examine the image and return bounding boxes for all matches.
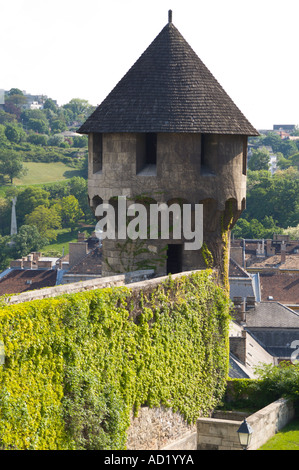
[237,419,253,450]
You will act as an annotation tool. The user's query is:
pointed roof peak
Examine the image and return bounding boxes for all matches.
[78,15,258,136]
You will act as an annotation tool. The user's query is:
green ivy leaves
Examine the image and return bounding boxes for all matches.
[0,271,230,449]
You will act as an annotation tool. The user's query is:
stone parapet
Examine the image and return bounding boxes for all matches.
[197,398,295,450]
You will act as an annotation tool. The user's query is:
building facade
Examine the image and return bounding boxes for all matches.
[78,12,258,278]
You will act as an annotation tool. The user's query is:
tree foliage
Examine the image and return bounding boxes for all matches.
[248,147,270,171]
[25,205,62,241]
[53,195,83,230]
[227,362,299,411]
[233,168,299,238]
[16,186,50,226]
[0,150,27,183]
[10,225,48,258]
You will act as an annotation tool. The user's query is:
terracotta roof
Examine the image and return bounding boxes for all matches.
[259,271,299,304]
[78,20,258,136]
[0,269,57,296]
[248,254,299,270]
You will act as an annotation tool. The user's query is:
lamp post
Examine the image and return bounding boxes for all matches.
[237,419,253,450]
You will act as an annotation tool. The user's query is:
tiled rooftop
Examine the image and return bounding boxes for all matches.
[68,246,102,275]
[229,258,250,278]
[0,269,57,296]
[245,301,299,328]
[78,20,258,136]
[259,271,299,304]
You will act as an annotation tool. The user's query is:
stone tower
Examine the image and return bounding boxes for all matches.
[78,12,258,280]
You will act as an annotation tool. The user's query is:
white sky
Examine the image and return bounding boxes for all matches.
[1,0,299,130]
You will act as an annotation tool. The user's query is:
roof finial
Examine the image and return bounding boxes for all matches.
[168,10,172,23]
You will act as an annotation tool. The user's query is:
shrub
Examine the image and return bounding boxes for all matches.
[226,362,299,411]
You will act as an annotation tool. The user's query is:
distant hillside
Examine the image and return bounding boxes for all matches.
[0,89,93,185]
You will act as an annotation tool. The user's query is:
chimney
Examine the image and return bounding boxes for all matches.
[23,256,33,269]
[69,242,88,268]
[281,241,286,264]
[230,331,247,364]
[77,231,85,242]
[32,252,41,262]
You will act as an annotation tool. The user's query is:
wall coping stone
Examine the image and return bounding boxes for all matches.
[2,269,204,305]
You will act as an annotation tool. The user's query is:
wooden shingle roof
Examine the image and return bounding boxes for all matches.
[78,18,258,136]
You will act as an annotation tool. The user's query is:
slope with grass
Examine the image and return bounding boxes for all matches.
[14,161,84,185]
[259,419,299,450]
[42,227,95,257]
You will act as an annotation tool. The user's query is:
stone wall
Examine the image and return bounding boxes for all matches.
[197,398,295,450]
[247,398,295,450]
[126,406,197,450]
[88,132,246,277]
[4,269,155,305]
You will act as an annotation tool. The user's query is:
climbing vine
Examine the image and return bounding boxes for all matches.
[221,201,234,293]
[0,270,230,449]
[201,242,214,269]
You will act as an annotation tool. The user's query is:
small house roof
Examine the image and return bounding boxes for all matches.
[78,17,258,136]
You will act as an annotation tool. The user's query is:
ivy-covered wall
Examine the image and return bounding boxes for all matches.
[0,270,230,450]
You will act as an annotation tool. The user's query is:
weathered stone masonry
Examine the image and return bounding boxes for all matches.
[78,14,258,279]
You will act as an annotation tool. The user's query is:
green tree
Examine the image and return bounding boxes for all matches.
[43,181,69,200]
[68,177,93,222]
[4,124,23,143]
[63,98,90,115]
[21,108,47,125]
[53,195,83,229]
[248,147,270,171]
[0,125,9,149]
[43,98,57,112]
[0,234,10,270]
[283,224,299,240]
[47,134,64,146]
[290,152,299,170]
[4,91,26,119]
[0,109,17,125]
[0,150,27,183]
[50,119,67,134]
[8,88,24,96]
[232,217,282,239]
[72,135,88,148]
[27,118,49,134]
[63,99,95,122]
[5,92,26,108]
[25,205,62,241]
[10,225,48,258]
[16,186,50,226]
[0,197,11,235]
[245,168,299,228]
[27,133,48,146]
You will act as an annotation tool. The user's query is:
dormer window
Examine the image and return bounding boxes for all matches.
[136,133,157,175]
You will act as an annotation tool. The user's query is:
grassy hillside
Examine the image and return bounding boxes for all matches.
[42,227,95,256]
[14,161,84,185]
